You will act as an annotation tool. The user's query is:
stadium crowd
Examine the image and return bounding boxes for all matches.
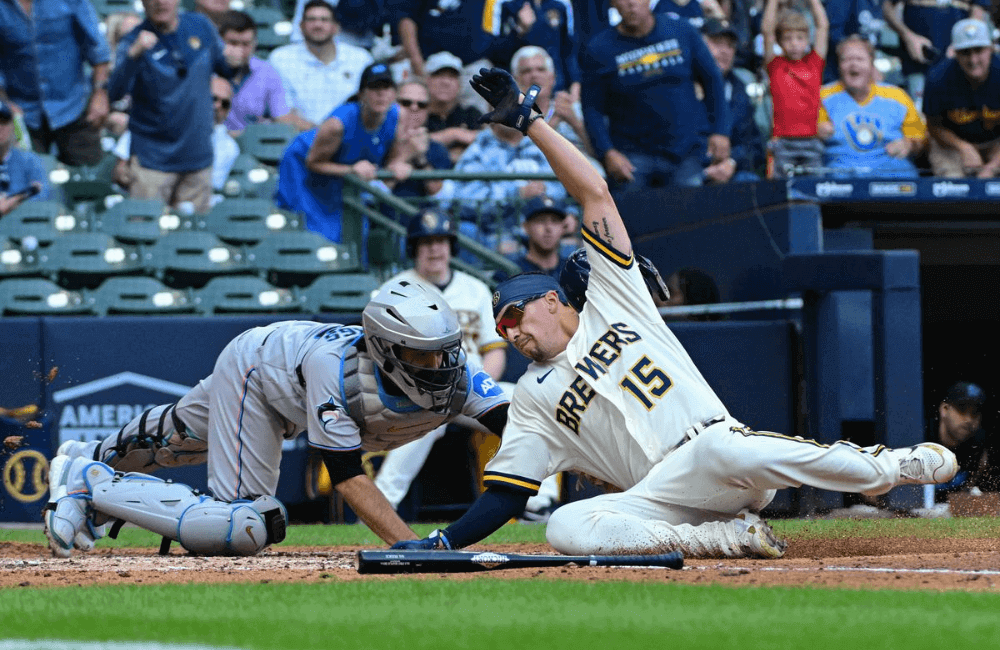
[3,0,1000,251]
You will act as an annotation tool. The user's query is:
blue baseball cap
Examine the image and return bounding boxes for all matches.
[492,273,567,320]
[521,196,567,223]
[0,99,12,120]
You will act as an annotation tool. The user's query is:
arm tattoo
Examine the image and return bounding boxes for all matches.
[590,218,614,245]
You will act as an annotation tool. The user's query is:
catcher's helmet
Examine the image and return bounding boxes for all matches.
[406,210,458,258]
[559,247,669,311]
[362,278,465,413]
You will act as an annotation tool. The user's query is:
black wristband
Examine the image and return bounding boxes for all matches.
[514,84,542,134]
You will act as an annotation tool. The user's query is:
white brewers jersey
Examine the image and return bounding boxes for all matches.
[484,228,729,494]
[247,321,507,454]
[387,269,507,367]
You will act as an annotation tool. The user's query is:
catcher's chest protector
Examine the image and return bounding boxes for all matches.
[342,345,468,452]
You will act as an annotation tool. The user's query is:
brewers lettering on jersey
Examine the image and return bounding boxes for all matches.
[391,66,960,559]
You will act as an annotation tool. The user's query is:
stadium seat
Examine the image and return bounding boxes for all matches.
[91,276,196,316]
[145,231,253,289]
[204,198,298,245]
[40,232,143,290]
[247,6,292,56]
[0,237,44,279]
[0,200,78,246]
[247,231,359,287]
[303,272,380,314]
[57,155,119,208]
[95,198,175,245]
[196,275,302,315]
[0,278,96,316]
[236,123,296,166]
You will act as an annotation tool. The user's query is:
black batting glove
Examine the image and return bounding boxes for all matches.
[470,67,542,134]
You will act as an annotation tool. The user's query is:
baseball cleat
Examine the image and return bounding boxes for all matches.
[735,509,787,559]
[895,443,958,485]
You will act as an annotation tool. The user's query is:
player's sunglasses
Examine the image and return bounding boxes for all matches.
[399,98,429,110]
[495,294,544,339]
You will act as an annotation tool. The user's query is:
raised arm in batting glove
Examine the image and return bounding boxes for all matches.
[470,67,542,134]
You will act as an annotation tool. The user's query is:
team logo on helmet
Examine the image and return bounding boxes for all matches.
[492,291,500,307]
[421,211,448,232]
[188,36,201,50]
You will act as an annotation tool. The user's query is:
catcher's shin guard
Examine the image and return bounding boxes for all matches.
[96,403,207,473]
[90,473,288,556]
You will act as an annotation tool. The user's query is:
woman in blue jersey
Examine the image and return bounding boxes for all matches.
[817,36,927,178]
[275,63,412,243]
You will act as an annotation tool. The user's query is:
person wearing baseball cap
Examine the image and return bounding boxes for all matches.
[424,51,482,162]
[924,18,1000,178]
[923,382,998,507]
[275,61,408,244]
[494,197,571,282]
[0,99,50,216]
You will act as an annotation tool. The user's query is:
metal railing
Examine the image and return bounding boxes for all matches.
[341,170,566,282]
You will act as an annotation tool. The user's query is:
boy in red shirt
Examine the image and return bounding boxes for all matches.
[762,0,829,178]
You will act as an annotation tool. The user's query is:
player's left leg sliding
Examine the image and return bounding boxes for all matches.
[44,457,287,557]
[545,421,957,560]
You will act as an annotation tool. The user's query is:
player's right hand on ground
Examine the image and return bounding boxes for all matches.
[390,528,452,550]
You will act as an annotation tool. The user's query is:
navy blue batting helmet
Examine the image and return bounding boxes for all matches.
[559,248,669,311]
[406,210,458,258]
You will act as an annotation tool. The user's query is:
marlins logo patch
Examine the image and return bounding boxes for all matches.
[317,401,340,425]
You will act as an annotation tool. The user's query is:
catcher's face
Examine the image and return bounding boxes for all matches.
[399,347,443,370]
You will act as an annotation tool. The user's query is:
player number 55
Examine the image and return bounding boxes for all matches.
[619,356,672,410]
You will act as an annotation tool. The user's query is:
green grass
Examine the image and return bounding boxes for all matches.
[2,581,1000,650]
[4,518,1000,649]
[5,516,1000,548]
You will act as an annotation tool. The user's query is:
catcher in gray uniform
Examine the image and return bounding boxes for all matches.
[44,278,509,557]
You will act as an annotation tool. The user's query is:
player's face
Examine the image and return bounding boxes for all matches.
[427,71,461,104]
[495,294,558,361]
[399,347,444,369]
[523,213,566,254]
[704,35,737,75]
[939,403,981,445]
[779,30,810,61]
[838,42,874,95]
[515,55,555,98]
[301,7,337,46]
[956,46,992,84]
[414,236,452,277]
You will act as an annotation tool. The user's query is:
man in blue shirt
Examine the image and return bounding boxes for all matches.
[491,0,582,96]
[0,99,50,216]
[924,19,1000,178]
[0,0,111,166]
[581,0,731,195]
[109,0,233,214]
[701,18,764,183]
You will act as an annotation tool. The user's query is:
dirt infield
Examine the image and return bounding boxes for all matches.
[3,538,999,591]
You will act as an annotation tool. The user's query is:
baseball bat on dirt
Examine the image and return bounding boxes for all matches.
[356,549,684,574]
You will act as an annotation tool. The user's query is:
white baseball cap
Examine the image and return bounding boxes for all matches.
[951,18,993,51]
[425,51,463,76]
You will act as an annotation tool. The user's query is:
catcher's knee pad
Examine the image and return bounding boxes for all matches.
[96,403,207,473]
[90,473,286,556]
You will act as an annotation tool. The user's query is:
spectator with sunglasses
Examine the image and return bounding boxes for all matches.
[392,80,453,201]
[108,0,235,214]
